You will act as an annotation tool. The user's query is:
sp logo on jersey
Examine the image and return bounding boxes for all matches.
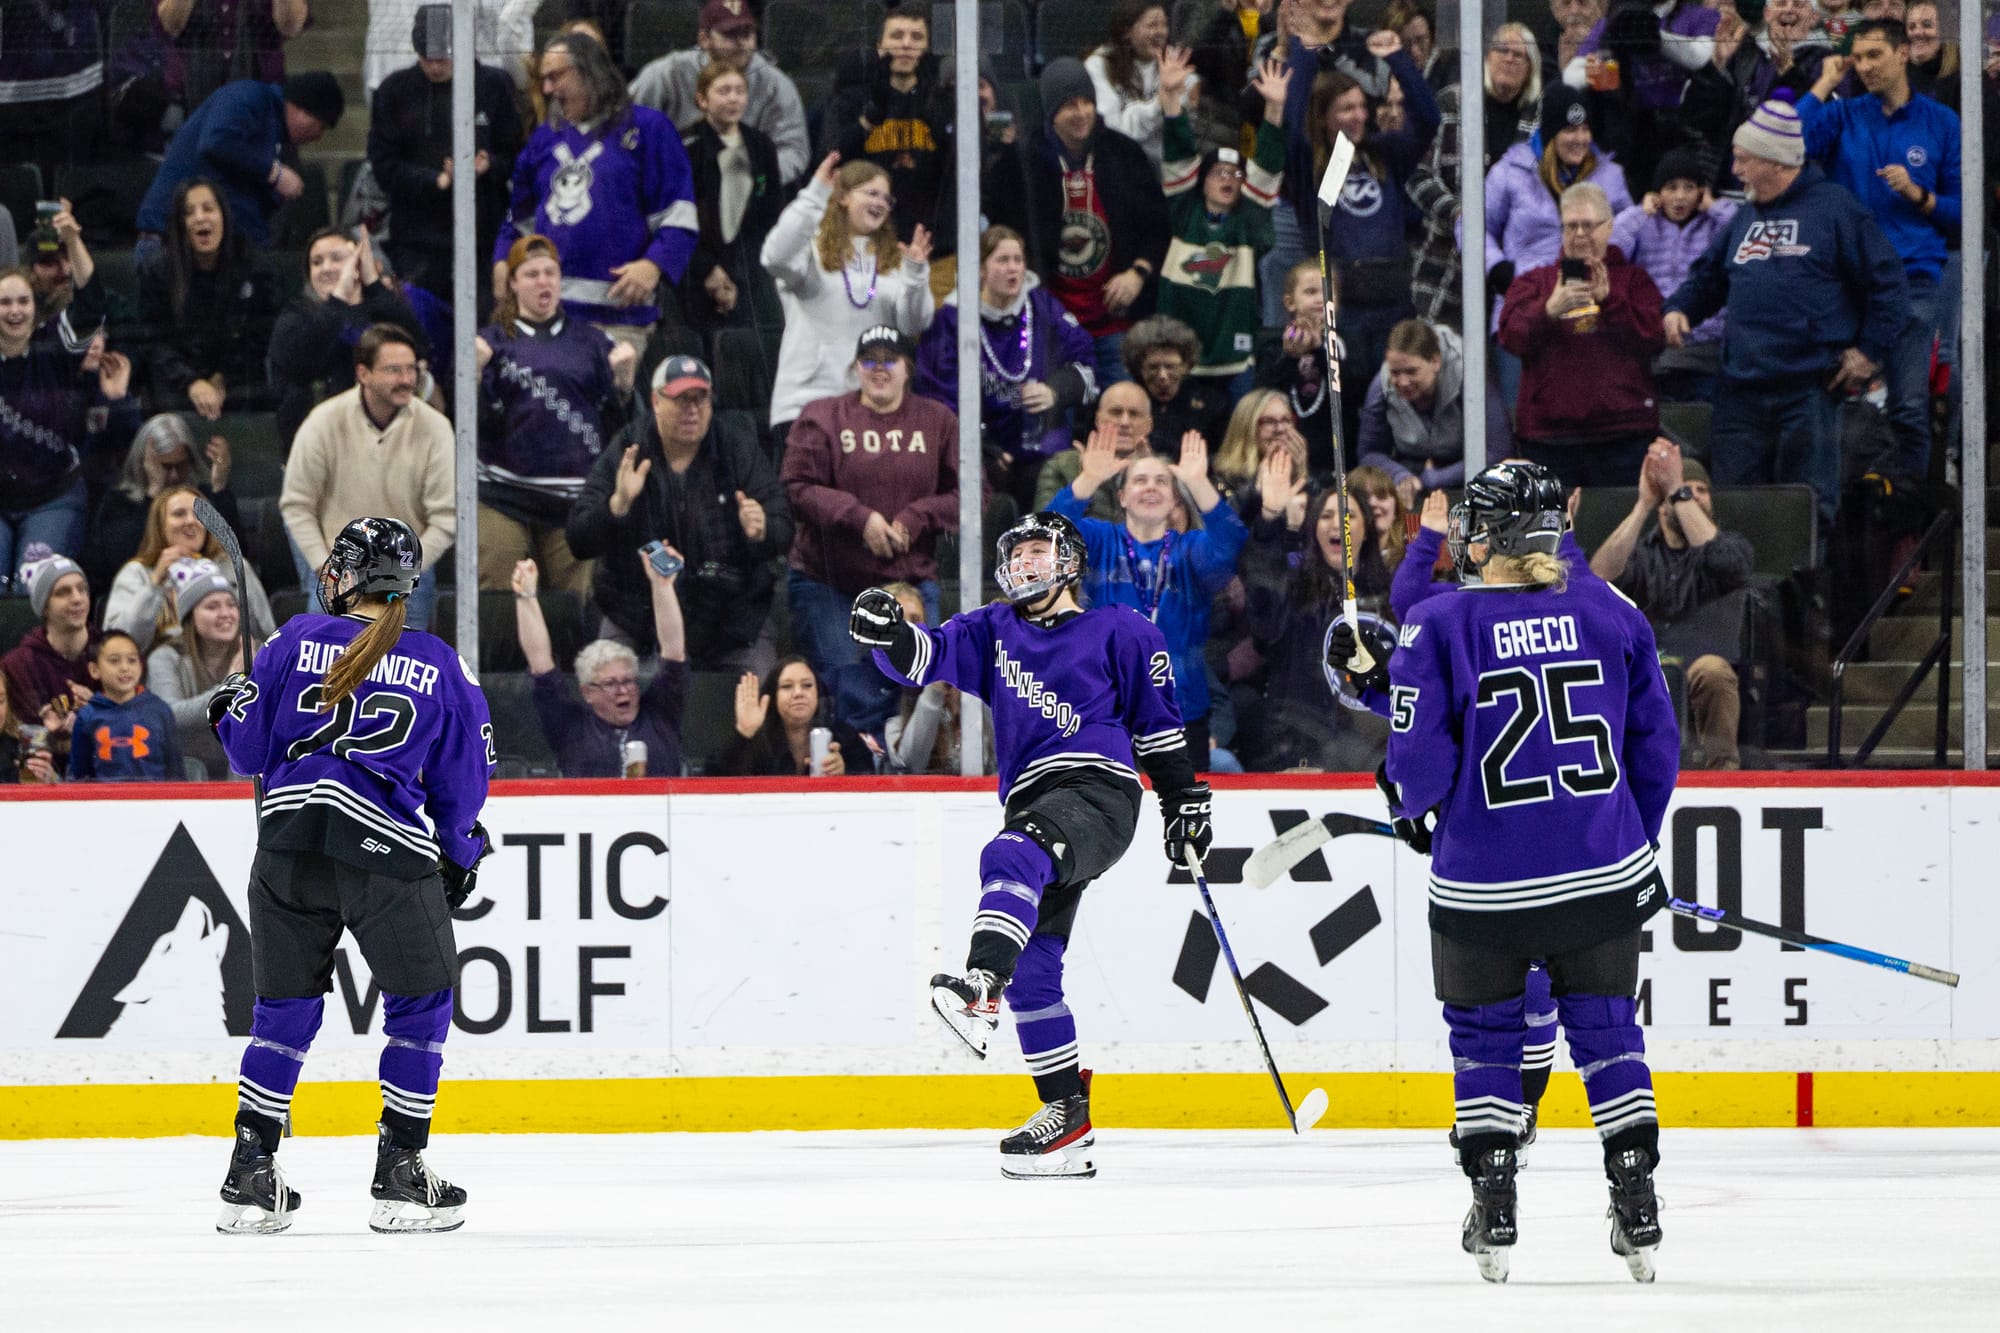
[1732,220,1810,264]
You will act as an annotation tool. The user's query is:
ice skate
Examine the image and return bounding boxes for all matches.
[1517,1102,1538,1169]
[368,1125,466,1234]
[929,968,1001,1059]
[1460,1144,1518,1283]
[216,1124,302,1235]
[999,1083,1095,1180]
[1605,1146,1662,1282]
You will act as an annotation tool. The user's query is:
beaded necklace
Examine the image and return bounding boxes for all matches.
[979,295,1035,385]
[841,254,878,309]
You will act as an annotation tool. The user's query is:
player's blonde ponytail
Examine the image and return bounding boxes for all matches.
[322,597,409,708]
[1519,551,1569,592]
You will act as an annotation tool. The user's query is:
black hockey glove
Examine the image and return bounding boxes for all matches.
[1163,782,1214,865]
[440,821,495,911]
[205,672,256,734]
[1326,620,1391,694]
[1375,762,1437,856]
[848,587,906,647]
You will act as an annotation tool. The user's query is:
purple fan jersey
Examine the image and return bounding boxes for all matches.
[1384,579,1680,955]
[218,613,496,878]
[874,602,1190,801]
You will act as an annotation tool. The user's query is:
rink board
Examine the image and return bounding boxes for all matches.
[2,775,1996,1136]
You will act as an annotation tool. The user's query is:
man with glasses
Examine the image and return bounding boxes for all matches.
[1033,381,1156,522]
[568,355,789,675]
[1498,181,1665,489]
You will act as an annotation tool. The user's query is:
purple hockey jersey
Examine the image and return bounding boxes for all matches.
[874,602,1191,802]
[1384,579,1679,955]
[218,613,496,879]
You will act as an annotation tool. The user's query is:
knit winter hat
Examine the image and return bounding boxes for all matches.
[284,70,346,132]
[1653,145,1708,193]
[1680,457,1711,488]
[1040,58,1096,129]
[1538,83,1591,148]
[170,559,235,624]
[411,3,452,59]
[1733,99,1805,167]
[20,545,83,619]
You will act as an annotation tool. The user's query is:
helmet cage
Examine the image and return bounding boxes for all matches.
[995,513,1085,605]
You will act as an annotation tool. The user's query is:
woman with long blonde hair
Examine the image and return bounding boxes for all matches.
[104,484,275,653]
[761,152,935,451]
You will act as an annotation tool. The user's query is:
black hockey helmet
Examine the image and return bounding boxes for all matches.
[995,511,1087,606]
[1461,462,1566,561]
[318,516,423,616]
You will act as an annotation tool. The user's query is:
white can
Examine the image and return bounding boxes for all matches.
[621,740,648,778]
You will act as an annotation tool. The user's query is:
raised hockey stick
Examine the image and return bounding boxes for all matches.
[192,496,261,803]
[1245,811,1398,890]
[1666,898,1960,987]
[1313,134,1372,677]
[1183,848,1330,1133]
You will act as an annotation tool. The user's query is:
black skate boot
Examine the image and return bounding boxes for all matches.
[999,1076,1095,1180]
[216,1123,302,1235]
[1606,1146,1662,1282]
[1517,1102,1539,1169]
[929,968,1001,1059]
[1460,1142,1519,1283]
[369,1124,467,1234]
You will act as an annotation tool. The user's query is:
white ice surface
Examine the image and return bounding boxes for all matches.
[3,1129,1995,1332]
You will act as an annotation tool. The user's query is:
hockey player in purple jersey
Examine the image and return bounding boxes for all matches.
[1373,463,1679,1283]
[850,512,1211,1179]
[208,517,495,1236]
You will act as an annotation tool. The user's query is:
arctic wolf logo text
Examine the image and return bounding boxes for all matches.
[57,824,253,1039]
[1733,220,1810,264]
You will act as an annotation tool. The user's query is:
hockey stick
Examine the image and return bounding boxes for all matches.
[1313,135,1371,676]
[1183,848,1330,1133]
[192,496,261,804]
[1246,811,1398,890]
[1666,898,1959,987]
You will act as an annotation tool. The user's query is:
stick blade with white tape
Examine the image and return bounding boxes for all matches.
[1246,812,1398,890]
[1316,134,1357,208]
[1293,1086,1329,1132]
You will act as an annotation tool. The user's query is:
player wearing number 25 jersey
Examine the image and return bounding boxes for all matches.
[210,517,495,1239]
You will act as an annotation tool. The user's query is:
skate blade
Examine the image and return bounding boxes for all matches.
[368,1199,465,1234]
[929,987,994,1059]
[1473,1247,1511,1284]
[1618,1244,1658,1283]
[216,1200,295,1235]
[1000,1134,1097,1180]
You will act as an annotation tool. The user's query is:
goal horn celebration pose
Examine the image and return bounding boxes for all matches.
[210,517,496,1235]
[1374,463,1680,1283]
[851,512,1211,1179]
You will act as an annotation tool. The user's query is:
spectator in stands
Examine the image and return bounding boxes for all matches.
[823,3,959,285]
[1358,318,1501,504]
[677,58,785,336]
[473,234,636,598]
[267,225,427,452]
[1564,0,1719,191]
[1408,23,1542,327]
[1386,0,1447,86]
[2,547,98,723]
[1050,431,1248,760]
[568,355,789,673]
[104,489,273,653]
[1588,439,1753,769]
[1157,53,1290,392]
[1033,379,1153,521]
[146,561,259,777]
[280,325,455,629]
[1255,257,1347,476]
[1903,2,1959,106]
[0,669,61,784]
[1499,180,1664,488]
[1711,0,1838,159]
[364,1,539,95]
[1801,18,1959,481]
[67,629,179,781]
[514,553,687,779]
[0,2,107,190]
[1211,388,1310,521]
[997,57,1171,389]
[1187,0,1274,155]
[133,69,342,262]
[85,413,233,593]
[1086,2,1187,167]
[1663,98,1907,532]
[629,0,810,187]
[367,4,524,302]
[26,202,87,325]
[782,326,962,730]
[0,209,16,273]
[915,225,1097,515]
[1124,315,1231,458]
[1548,0,1607,74]
[762,153,934,455]
[876,580,990,775]
[152,1,310,112]
[497,29,698,357]
[712,657,868,777]
[1613,146,1737,402]
[1306,41,1443,422]
[136,178,281,421]
[1349,462,1411,582]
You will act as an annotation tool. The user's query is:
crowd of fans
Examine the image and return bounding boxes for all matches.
[0,0,1994,783]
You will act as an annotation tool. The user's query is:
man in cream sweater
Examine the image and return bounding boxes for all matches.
[281,324,457,630]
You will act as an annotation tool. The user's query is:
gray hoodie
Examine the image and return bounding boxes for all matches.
[629,49,810,185]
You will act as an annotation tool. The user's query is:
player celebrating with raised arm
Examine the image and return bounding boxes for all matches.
[849,512,1211,1180]
[1374,463,1680,1283]
[208,517,496,1236]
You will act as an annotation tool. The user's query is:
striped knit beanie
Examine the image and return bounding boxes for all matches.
[1733,99,1804,167]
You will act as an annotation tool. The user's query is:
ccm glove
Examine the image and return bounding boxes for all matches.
[205,672,255,734]
[1326,620,1391,694]
[1375,762,1437,856]
[848,587,906,647]
[440,821,495,911]
[1163,782,1214,865]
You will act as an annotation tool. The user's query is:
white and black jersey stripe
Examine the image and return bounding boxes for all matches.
[1024,1042,1081,1076]
[1011,752,1139,792]
[1429,845,1657,913]
[238,1076,293,1122]
[1131,727,1187,758]
[260,779,440,860]
[1454,1095,1527,1139]
[971,910,1033,951]
[381,1081,437,1121]
[1588,1087,1658,1139]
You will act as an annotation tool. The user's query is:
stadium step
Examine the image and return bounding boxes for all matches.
[1835,660,2000,705]
[287,0,370,161]
[1898,569,2000,613]
[1866,614,2000,659]
[1806,702,2000,750]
